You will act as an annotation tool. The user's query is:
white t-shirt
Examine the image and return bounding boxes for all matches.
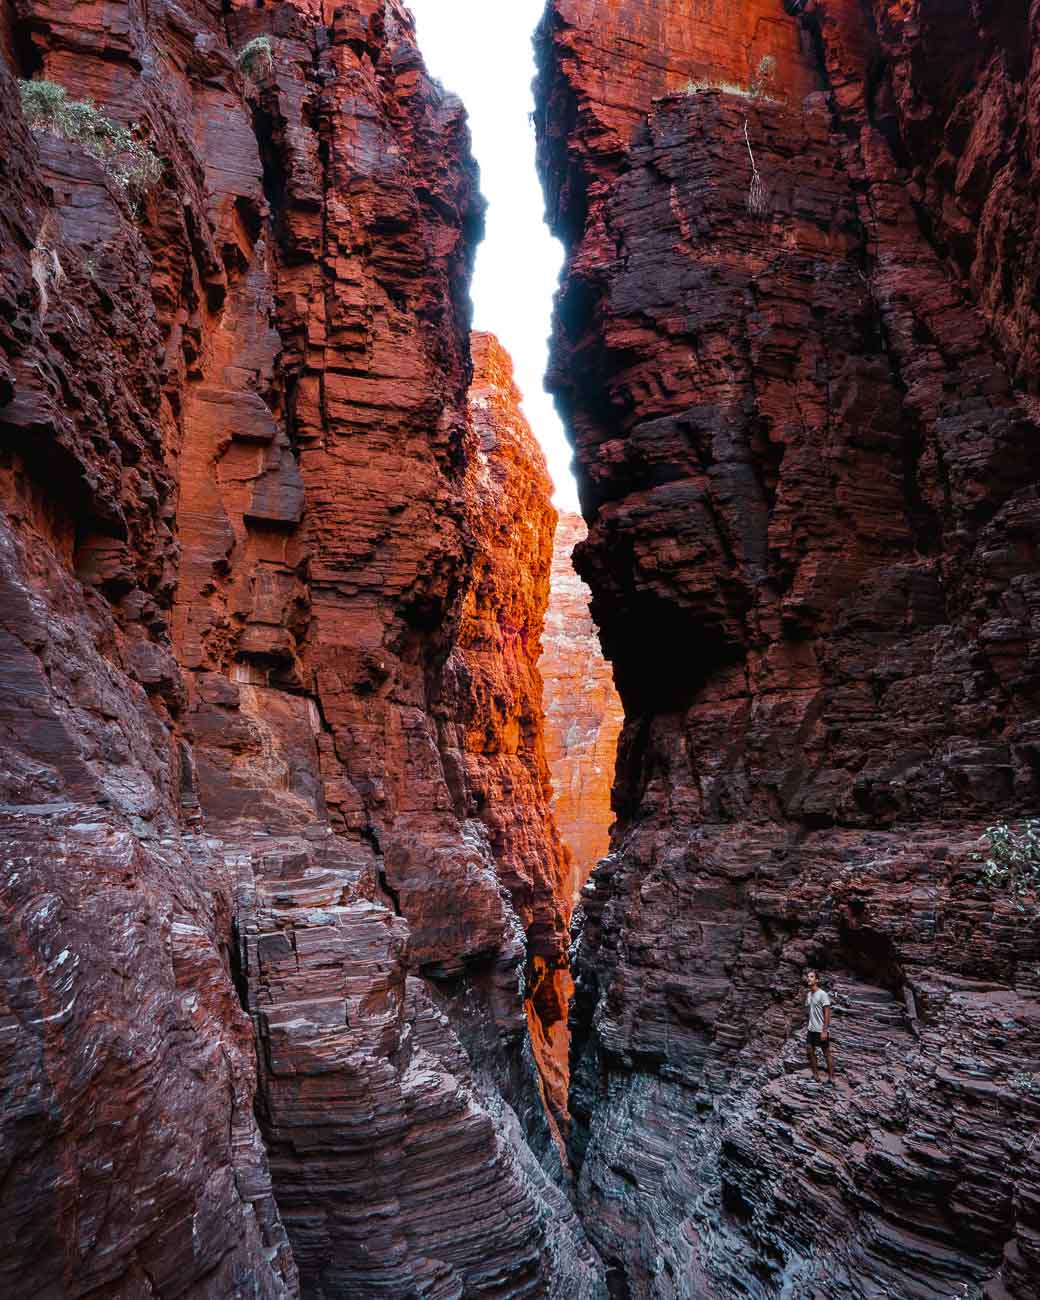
[807,988,831,1032]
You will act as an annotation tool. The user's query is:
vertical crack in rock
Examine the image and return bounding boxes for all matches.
[535,0,1040,1295]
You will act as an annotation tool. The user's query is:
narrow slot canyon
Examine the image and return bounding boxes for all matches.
[0,3,1038,1300]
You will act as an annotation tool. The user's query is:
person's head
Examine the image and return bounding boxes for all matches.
[806,969,819,991]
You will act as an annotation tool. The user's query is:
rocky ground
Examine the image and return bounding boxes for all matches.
[3,0,1038,1294]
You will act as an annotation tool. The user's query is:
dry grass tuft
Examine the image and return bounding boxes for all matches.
[29,214,64,318]
[237,36,275,83]
[20,79,163,208]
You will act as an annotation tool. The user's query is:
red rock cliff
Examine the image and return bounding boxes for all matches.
[537,0,1040,1295]
[541,512,623,901]
[446,329,574,1131]
[0,2,601,1295]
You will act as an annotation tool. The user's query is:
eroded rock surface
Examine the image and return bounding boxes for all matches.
[536,1,1040,1295]
[448,332,576,1133]
[541,512,623,902]
[0,2,600,1295]
[0,11,296,1293]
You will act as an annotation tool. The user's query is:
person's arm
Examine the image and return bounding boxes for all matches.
[822,1002,831,1039]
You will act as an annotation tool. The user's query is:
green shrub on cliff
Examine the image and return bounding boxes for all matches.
[236,35,274,82]
[19,79,163,203]
[976,818,1040,908]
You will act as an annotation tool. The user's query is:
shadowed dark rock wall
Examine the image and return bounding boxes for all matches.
[536,0,1040,1295]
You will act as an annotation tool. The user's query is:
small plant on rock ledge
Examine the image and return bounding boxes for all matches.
[683,77,749,97]
[974,818,1040,910]
[19,79,163,210]
[749,56,777,101]
[682,55,779,104]
[237,35,275,85]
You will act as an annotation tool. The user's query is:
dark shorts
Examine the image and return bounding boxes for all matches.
[807,1031,831,1049]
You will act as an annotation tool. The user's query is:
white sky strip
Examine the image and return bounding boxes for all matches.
[407,0,580,509]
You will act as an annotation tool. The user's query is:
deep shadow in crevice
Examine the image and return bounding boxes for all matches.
[837,906,904,994]
[250,103,291,248]
[11,18,44,78]
[378,869,403,918]
[605,1263,632,1300]
[226,929,250,1015]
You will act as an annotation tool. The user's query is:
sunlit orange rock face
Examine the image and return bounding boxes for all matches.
[540,0,817,145]
[451,330,574,1128]
[541,512,623,900]
[537,0,1040,1295]
[0,2,602,1295]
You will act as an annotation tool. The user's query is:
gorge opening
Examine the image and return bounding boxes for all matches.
[408,0,624,1137]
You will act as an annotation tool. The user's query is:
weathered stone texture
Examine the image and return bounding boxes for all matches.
[536,0,1040,1295]
[541,512,623,902]
[444,331,575,1130]
[0,2,600,1295]
[0,13,297,1293]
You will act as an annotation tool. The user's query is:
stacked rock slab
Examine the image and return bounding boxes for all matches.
[541,512,624,903]
[0,1,602,1295]
[536,0,1040,1296]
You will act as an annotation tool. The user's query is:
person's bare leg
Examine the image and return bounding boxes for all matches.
[824,1043,834,1083]
[806,1044,820,1081]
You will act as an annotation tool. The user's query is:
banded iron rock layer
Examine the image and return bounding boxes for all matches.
[541,512,624,904]
[537,1,1040,1297]
[0,2,605,1296]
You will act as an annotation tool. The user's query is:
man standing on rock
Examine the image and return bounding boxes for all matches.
[806,970,835,1085]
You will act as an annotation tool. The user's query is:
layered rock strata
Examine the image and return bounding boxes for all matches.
[0,1,600,1295]
[448,331,574,1131]
[541,512,623,902]
[536,1,1040,1296]
[0,26,297,1298]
